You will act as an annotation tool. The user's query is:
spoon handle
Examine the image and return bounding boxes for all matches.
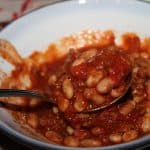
[0,89,43,99]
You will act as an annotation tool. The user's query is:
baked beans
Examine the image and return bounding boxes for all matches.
[0,30,149,147]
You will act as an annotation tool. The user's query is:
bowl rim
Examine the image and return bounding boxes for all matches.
[0,120,150,150]
[0,0,150,149]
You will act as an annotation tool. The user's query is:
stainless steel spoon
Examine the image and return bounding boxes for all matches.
[0,89,54,103]
[0,75,131,113]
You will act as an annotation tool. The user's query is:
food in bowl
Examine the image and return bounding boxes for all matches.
[0,30,149,147]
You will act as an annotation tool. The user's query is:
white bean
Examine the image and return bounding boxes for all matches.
[5,97,27,106]
[0,70,6,86]
[133,67,139,74]
[48,74,57,85]
[109,134,122,143]
[45,131,62,144]
[52,106,59,114]
[96,77,115,94]
[64,136,79,147]
[29,98,41,107]
[27,113,39,128]
[0,39,23,65]
[62,78,74,99]
[74,97,86,112]
[58,98,69,112]
[19,74,31,88]
[72,58,85,66]
[86,71,104,87]
[66,126,74,135]
[122,130,138,142]
[91,93,105,105]
[119,101,136,115]
[72,49,97,67]
[80,49,97,60]
[80,139,101,147]
[84,88,105,105]
[133,95,145,103]
[142,113,150,132]
[111,85,125,98]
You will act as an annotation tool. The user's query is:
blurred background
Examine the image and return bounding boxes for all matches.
[0,0,62,29]
[0,0,150,29]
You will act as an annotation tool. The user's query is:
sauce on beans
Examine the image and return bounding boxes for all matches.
[0,30,150,147]
[38,47,131,112]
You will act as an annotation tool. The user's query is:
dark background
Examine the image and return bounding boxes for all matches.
[0,132,30,150]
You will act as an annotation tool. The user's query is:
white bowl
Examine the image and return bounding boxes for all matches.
[0,0,150,149]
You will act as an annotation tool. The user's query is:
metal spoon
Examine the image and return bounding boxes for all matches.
[0,89,54,104]
[0,75,131,113]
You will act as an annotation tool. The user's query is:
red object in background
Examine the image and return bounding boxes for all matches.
[0,21,10,30]
[21,0,31,12]
[12,0,31,20]
[12,13,18,20]
[0,0,61,29]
